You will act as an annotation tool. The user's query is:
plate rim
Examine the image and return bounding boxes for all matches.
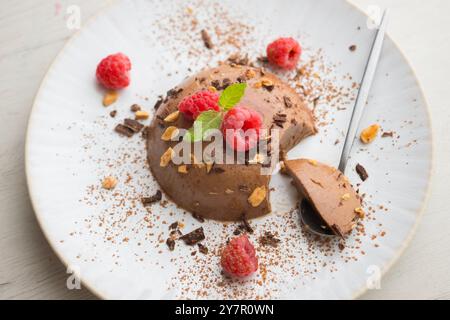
[24,0,435,300]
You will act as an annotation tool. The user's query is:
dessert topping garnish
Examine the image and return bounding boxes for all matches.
[356,163,369,181]
[354,207,365,219]
[135,110,149,120]
[102,176,117,190]
[221,234,258,277]
[164,110,180,123]
[96,53,131,90]
[258,232,280,248]
[160,147,175,167]
[266,37,302,70]
[130,104,141,112]
[248,186,267,207]
[360,124,380,144]
[178,165,188,174]
[161,126,179,141]
[141,190,162,206]
[201,29,213,49]
[179,227,205,245]
[103,91,119,107]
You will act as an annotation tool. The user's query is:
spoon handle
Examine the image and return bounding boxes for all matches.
[338,9,389,172]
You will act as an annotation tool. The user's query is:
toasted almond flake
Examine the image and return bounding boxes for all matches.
[248,186,267,207]
[164,111,180,123]
[253,81,263,89]
[308,159,318,166]
[245,69,256,79]
[161,126,179,141]
[261,78,274,87]
[360,124,380,144]
[341,193,351,201]
[186,7,193,14]
[103,91,119,107]
[207,86,217,93]
[178,165,188,174]
[135,110,150,120]
[354,207,365,219]
[102,176,117,190]
[160,148,174,167]
[225,189,234,194]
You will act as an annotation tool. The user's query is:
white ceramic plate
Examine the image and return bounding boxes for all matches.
[26,0,432,299]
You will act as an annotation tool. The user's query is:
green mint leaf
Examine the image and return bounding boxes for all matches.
[219,82,247,111]
[183,110,223,142]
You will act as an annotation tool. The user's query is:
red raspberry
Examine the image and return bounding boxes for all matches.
[178,90,220,120]
[221,235,258,277]
[96,53,132,90]
[221,106,262,152]
[266,37,302,70]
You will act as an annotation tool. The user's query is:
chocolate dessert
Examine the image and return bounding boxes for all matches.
[284,159,363,236]
[147,63,316,221]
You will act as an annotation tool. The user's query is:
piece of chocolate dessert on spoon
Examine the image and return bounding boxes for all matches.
[283,9,389,237]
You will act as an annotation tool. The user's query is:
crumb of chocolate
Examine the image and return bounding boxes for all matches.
[201,29,213,49]
[166,238,176,251]
[349,45,357,52]
[141,126,149,140]
[154,96,164,110]
[169,221,179,230]
[259,232,280,248]
[356,164,369,181]
[180,227,205,245]
[141,190,162,206]
[283,96,293,108]
[192,213,205,223]
[130,104,141,112]
[241,214,254,234]
[109,110,117,118]
[115,124,134,137]
[198,243,209,255]
[124,118,144,133]
[382,131,394,138]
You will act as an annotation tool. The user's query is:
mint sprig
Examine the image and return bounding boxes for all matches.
[184,110,223,142]
[184,82,247,142]
[219,83,247,111]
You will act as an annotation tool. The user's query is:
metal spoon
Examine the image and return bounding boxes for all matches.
[299,9,390,237]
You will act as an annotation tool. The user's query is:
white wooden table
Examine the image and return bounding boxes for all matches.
[1,0,449,300]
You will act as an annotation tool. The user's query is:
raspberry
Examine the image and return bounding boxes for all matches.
[96,53,132,90]
[266,37,302,70]
[221,235,258,277]
[221,106,262,152]
[178,90,220,120]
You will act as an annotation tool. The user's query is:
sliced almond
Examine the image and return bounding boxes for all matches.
[160,148,174,167]
[178,165,188,174]
[308,159,318,166]
[354,207,365,219]
[161,126,179,141]
[207,86,217,93]
[245,69,256,79]
[248,186,267,207]
[102,176,117,190]
[253,81,263,89]
[360,124,380,144]
[261,78,274,87]
[103,91,119,107]
[135,110,150,120]
[341,193,351,201]
[225,189,234,194]
[164,111,180,123]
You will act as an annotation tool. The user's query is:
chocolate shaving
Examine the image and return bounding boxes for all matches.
[115,124,134,137]
[259,232,281,247]
[141,190,162,206]
[169,221,179,230]
[227,53,250,66]
[382,131,394,138]
[154,96,164,110]
[130,104,141,112]
[109,110,117,118]
[263,83,275,92]
[141,126,149,140]
[180,227,205,245]
[192,213,205,223]
[241,214,254,234]
[166,88,183,100]
[257,56,269,64]
[201,29,213,49]
[349,45,357,52]
[198,243,209,255]
[124,119,144,133]
[356,164,369,181]
[283,96,293,108]
[166,238,175,251]
[273,113,287,128]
